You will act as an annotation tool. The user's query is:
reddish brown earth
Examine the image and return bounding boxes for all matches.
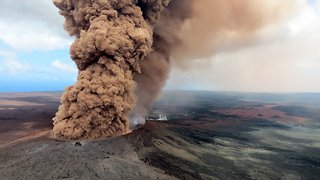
[0,93,60,148]
[211,105,306,124]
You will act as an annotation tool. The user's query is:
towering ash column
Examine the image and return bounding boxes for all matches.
[52,0,171,139]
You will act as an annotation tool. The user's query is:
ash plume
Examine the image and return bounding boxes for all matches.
[52,0,291,139]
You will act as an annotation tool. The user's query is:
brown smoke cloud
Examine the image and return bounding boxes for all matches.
[52,0,292,139]
[162,0,293,64]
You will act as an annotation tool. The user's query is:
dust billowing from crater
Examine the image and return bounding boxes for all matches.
[52,0,293,139]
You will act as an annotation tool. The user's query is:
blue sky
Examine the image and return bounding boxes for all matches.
[0,0,320,92]
[0,0,77,92]
[0,41,77,92]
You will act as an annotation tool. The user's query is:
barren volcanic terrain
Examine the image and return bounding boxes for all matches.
[0,91,320,179]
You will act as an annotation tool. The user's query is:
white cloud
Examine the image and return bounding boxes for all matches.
[0,23,72,51]
[6,60,30,74]
[0,0,72,51]
[51,60,77,73]
[287,1,320,36]
[315,0,320,12]
[0,50,29,74]
[0,50,16,60]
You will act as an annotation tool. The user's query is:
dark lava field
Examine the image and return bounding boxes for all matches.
[0,91,320,180]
